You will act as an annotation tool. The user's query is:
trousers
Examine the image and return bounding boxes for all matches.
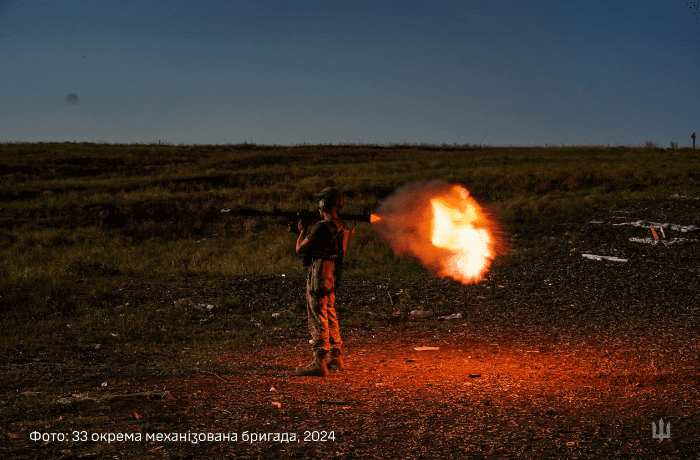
[306,260,342,355]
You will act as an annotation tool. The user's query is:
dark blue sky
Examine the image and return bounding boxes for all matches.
[1,0,698,146]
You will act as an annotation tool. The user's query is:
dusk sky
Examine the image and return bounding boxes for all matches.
[1,0,698,147]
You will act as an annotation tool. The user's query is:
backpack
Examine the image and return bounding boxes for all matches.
[304,218,350,289]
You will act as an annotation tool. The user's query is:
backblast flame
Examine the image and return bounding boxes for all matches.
[372,180,500,284]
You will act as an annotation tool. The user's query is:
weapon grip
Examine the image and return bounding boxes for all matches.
[290,211,305,234]
[297,210,314,232]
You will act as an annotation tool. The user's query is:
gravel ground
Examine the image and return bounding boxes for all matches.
[2,197,699,459]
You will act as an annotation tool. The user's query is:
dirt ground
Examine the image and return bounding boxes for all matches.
[2,197,700,459]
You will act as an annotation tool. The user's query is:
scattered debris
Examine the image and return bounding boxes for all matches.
[271,402,281,408]
[414,347,440,351]
[629,237,699,246]
[175,299,215,312]
[319,400,353,405]
[612,220,699,233]
[582,254,628,263]
[271,313,280,318]
[438,313,462,320]
[173,299,191,308]
[409,310,432,318]
[101,382,108,388]
[670,193,699,199]
[650,225,659,241]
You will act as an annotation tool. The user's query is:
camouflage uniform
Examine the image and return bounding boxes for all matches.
[294,187,350,376]
[304,217,347,357]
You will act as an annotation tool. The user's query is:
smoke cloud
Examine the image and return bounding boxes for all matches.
[372,179,505,283]
[65,93,80,105]
[373,180,455,274]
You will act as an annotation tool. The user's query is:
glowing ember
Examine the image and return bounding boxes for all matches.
[372,180,501,284]
[370,214,381,223]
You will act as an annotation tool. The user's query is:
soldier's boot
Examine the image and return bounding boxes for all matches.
[327,348,346,371]
[295,351,329,377]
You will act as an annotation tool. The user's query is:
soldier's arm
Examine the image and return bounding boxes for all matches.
[296,228,312,254]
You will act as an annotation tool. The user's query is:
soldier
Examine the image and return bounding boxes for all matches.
[289,187,349,376]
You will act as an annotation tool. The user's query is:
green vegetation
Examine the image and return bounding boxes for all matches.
[0,140,697,380]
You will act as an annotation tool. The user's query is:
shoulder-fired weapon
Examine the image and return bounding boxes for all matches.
[221,206,371,225]
[221,205,372,246]
[221,206,373,278]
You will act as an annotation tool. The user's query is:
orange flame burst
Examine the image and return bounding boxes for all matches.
[372,181,501,284]
[429,186,494,283]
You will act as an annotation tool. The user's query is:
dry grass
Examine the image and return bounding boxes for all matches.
[0,140,697,353]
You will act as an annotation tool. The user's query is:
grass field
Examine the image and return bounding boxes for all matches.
[0,140,697,357]
[0,141,698,458]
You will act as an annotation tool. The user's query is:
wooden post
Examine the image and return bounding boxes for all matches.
[693,132,696,150]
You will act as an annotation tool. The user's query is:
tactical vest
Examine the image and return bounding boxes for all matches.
[303,218,348,266]
[306,218,349,294]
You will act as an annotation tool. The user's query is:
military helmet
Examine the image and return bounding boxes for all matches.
[317,187,344,211]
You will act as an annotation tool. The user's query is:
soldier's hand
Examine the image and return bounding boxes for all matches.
[297,220,304,234]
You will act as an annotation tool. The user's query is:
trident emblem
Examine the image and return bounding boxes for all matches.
[651,418,671,441]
